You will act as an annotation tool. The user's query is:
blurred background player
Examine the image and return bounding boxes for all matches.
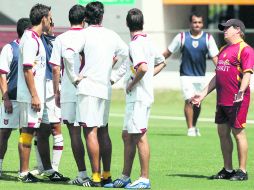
[31,16,64,175]
[62,1,128,186]
[50,4,92,186]
[163,12,219,136]
[105,8,166,189]
[192,19,254,181]
[0,18,31,178]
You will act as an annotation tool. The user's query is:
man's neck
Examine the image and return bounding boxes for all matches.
[190,30,202,37]
[71,24,83,28]
[31,25,42,37]
[227,36,243,45]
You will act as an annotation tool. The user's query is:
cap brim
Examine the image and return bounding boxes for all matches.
[218,23,231,31]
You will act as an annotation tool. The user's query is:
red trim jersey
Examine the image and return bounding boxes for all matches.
[17,30,46,103]
[216,40,254,106]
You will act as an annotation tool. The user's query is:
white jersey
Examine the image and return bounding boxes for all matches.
[17,30,46,103]
[49,28,85,103]
[126,34,165,106]
[64,25,128,100]
[168,31,219,58]
[0,43,14,72]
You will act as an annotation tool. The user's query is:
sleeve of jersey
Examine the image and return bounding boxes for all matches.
[0,44,12,74]
[241,46,254,74]
[62,48,79,83]
[153,46,165,65]
[111,58,128,83]
[49,37,61,66]
[115,35,129,59]
[23,38,38,67]
[168,33,181,54]
[130,43,147,71]
[208,35,219,57]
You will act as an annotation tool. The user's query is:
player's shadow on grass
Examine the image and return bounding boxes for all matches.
[166,174,210,179]
[0,172,19,182]
[151,133,186,137]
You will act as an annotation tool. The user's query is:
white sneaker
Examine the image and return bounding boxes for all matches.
[195,128,201,136]
[187,128,196,137]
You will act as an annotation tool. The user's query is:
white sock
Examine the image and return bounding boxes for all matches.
[138,177,149,183]
[34,136,44,171]
[225,169,233,173]
[19,171,29,177]
[44,169,55,174]
[52,134,64,172]
[121,174,130,180]
[79,170,88,179]
[0,159,3,172]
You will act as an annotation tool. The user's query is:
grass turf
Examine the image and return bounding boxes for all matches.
[0,90,254,190]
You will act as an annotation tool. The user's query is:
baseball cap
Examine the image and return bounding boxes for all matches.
[218,19,245,33]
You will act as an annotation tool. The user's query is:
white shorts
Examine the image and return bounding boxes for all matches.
[0,101,20,129]
[19,102,45,129]
[42,96,61,124]
[61,102,76,125]
[180,76,206,100]
[123,102,150,134]
[76,95,110,127]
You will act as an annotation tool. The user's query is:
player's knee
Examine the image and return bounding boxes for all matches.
[19,132,33,146]
[122,130,128,141]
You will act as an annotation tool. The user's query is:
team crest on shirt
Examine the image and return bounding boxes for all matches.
[192,41,199,48]
[4,119,8,125]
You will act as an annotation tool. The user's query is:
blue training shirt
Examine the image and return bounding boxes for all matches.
[7,41,19,100]
[41,34,56,80]
[180,31,209,76]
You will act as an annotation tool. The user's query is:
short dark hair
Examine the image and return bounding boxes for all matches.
[69,4,86,25]
[17,18,32,38]
[29,4,51,26]
[189,12,203,22]
[84,1,104,25]
[126,8,144,32]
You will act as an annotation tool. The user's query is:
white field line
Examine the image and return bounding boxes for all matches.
[110,113,254,124]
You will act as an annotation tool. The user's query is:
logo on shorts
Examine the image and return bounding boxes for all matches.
[192,41,199,48]
[4,119,8,125]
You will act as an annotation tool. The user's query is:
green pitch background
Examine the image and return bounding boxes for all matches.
[0,90,254,190]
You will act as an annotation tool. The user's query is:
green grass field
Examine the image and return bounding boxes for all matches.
[1,90,254,190]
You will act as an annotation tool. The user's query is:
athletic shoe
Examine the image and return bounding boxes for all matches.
[195,128,201,136]
[18,172,39,183]
[46,171,70,182]
[90,181,102,187]
[187,128,196,137]
[82,177,94,187]
[125,178,150,189]
[210,168,235,179]
[68,176,92,186]
[104,178,131,188]
[230,169,248,181]
[102,176,112,186]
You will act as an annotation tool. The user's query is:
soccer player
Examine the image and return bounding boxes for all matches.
[192,19,254,181]
[0,18,31,178]
[105,8,166,189]
[62,1,129,186]
[163,12,219,136]
[31,17,64,175]
[50,5,92,186]
[17,4,68,183]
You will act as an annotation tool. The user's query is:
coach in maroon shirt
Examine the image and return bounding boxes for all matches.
[192,19,254,181]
